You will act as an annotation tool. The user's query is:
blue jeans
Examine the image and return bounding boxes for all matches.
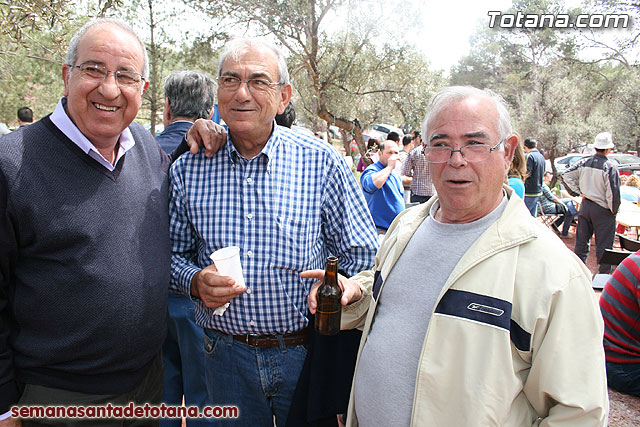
[203,328,308,426]
[161,293,211,426]
[551,199,578,236]
[524,195,539,216]
[606,361,640,397]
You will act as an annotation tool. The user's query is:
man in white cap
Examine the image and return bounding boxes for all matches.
[561,132,621,273]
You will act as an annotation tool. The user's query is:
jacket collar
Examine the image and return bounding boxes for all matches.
[391,185,538,275]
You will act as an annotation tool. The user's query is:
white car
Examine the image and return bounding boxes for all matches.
[554,152,640,175]
[372,123,404,140]
[554,153,587,174]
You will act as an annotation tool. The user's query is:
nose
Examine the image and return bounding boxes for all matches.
[233,81,252,101]
[448,149,467,167]
[97,71,120,99]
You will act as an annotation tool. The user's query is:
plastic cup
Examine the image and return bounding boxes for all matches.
[210,246,246,289]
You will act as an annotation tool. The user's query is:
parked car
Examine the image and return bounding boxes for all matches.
[610,153,640,176]
[554,153,587,174]
[372,123,404,140]
[554,152,640,175]
[329,125,340,139]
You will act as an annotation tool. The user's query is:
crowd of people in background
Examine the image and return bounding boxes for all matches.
[3,14,640,427]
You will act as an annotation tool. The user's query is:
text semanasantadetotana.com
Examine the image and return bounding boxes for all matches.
[11,403,239,420]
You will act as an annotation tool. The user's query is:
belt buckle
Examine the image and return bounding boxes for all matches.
[246,334,262,347]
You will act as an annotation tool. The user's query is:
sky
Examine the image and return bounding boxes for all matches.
[412,0,513,72]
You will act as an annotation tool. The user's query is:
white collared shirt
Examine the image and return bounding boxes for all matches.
[49,98,135,171]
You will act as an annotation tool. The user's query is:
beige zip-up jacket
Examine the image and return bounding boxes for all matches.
[343,187,608,426]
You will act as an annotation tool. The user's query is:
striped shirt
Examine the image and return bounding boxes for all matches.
[600,251,640,363]
[401,145,435,197]
[169,124,378,335]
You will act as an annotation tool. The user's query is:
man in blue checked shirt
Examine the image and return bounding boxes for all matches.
[169,37,378,426]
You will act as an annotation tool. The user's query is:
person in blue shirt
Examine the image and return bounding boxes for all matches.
[620,174,640,203]
[168,37,378,427]
[507,139,527,198]
[360,140,405,231]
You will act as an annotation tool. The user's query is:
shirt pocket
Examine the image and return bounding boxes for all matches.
[270,215,312,271]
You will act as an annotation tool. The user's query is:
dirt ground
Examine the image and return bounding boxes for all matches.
[551,220,640,425]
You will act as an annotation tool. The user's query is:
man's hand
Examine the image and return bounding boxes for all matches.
[301,270,362,314]
[387,153,400,170]
[186,119,227,157]
[0,417,21,427]
[191,264,245,309]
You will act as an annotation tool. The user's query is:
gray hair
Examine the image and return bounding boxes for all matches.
[217,37,290,85]
[65,18,149,80]
[164,70,216,120]
[422,86,513,146]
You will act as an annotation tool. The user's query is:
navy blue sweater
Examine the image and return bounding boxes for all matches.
[524,149,546,196]
[0,116,171,412]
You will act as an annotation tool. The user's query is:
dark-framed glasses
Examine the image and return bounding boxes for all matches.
[217,76,283,93]
[423,140,504,163]
[73,63,144,88]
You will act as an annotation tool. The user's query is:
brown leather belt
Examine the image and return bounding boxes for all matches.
[231,328,309,348]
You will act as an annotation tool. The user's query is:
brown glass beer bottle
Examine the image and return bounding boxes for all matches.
[315,256,342,335]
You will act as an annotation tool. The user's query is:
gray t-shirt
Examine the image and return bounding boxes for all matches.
[353,196,508,426]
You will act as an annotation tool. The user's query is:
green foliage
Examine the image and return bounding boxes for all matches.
[0,1,77,125]
[450,0,640,168]
[189,0,440,160]
[3,0,640,158]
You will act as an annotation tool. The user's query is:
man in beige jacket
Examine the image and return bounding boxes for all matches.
[303,86,608,426]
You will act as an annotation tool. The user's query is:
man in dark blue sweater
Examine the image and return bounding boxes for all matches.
[0,19,223,427]
[523,138,547,216]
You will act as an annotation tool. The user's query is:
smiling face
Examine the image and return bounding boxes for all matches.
[427,96,517,224]
[217,45,292,154]
[62,23,148,150]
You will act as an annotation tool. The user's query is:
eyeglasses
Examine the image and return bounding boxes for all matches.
[423,140,504,163]
[217,76,283,93]
[72,63,145,88]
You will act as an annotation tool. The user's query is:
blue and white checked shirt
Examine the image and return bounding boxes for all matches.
[169,124,378,335]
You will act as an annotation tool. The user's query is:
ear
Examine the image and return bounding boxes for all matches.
[62,65,71,97]
[503,134,519,168]
[141,80,150,98]
[277,83,293,114]
[162,98,172,127]
[164,98,171,121]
